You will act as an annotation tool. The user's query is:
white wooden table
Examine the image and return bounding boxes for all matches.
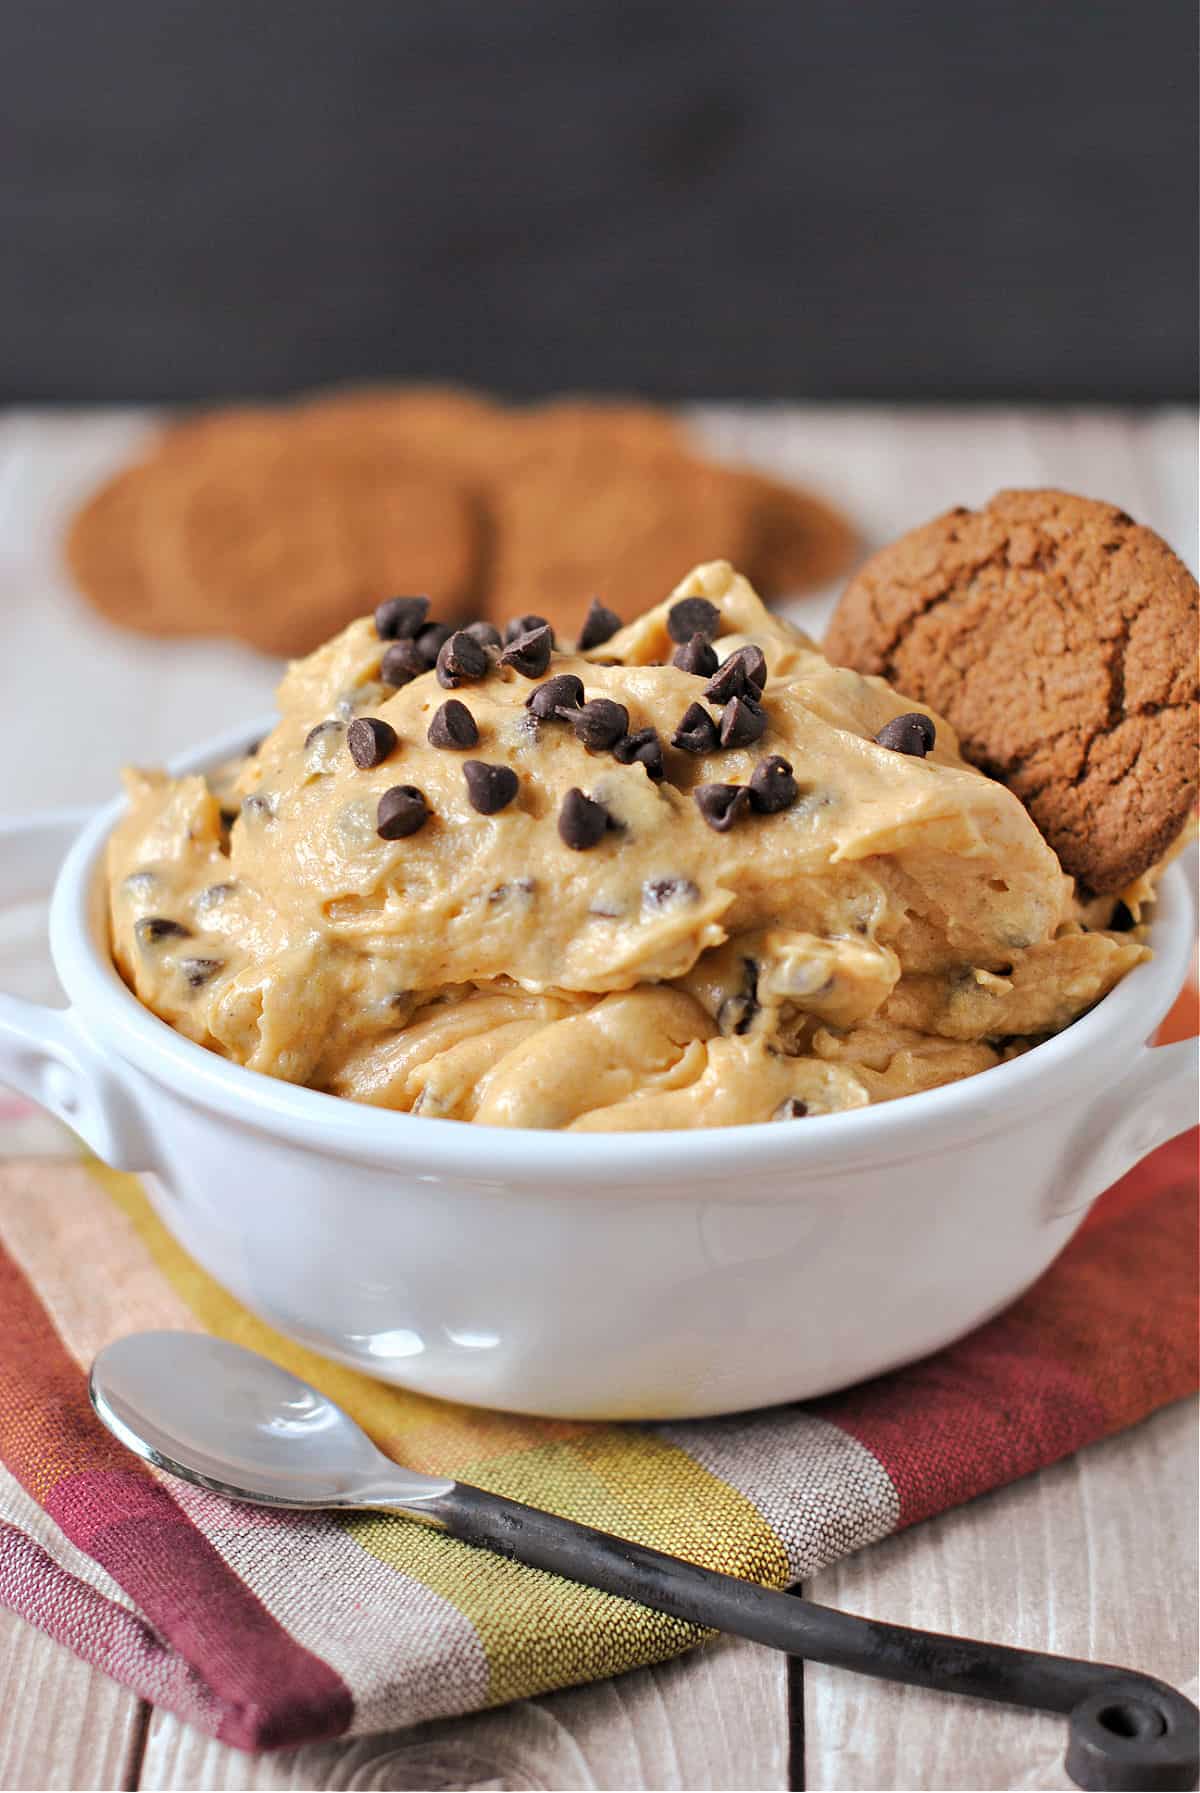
[0,405,1196,1792]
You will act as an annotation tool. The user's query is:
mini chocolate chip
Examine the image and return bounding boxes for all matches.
[526,673,584,720]
[375,595,430,640]
[219,807,239,829]
[558,788,610,850]
[667,596,721,643]
[135,917,192,946]
[1109,900,1136,932]
[489,877,536,904]
[613,727,665,781]
[718,957,759,1034]
[672,634,719,677]
[560,697,629,752]
[181,956,224,989]
[347,716,398,769]
[415,622,455,667]
[376,785,430,839]
[577,597,622,651]
[463,760,519,814]
[504,612,554,646]
[695,782,750,832]
[672,702,720,754]
[705,644,768,704]
[464,620,502,649]
[380,639,426,687]
[643,876,699,909]
[436,629,490,689]
[304,719,343,750]
[718,993,757,1035]
[875,712,936,757]
[428,699,479,749]
[499,624,553,679]
[748,754,798,813]
[774,1098,809,1120]
[719,694,767,749]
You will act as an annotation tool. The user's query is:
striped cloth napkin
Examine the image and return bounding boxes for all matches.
[1,973,1196,1748]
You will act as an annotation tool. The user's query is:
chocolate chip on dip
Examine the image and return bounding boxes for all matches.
[672,702,720,754]
[380,639,426,687]
[694,782,750,832]
[672,634,719,677]
[463,761,519,814]
[415,622,454,668]
[875,712,936,757]
[643,876,699,909]
[577,598,622,651]
[526,673,584,720]
[375,595,430,640]
[774,1098,809,1120]
[613,727,665,781]
[376,785,430,839]
[748,755,798,813]
[719,695,767,748]
[135,916,191,947]
[560,698,629,752]
[181,956,224,989]
[347,717,398,769]
[667,596,721,643]
[558,788,611,850]
[705,644,767,704]
[499,624,553,679]
[436,630,490,690]
[428,700,479,749]
[505,613,554,646]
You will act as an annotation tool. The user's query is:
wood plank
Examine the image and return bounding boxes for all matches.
[803,1400,1200,1792]
[0,1604,147,1792]
[138,1635,788,1792]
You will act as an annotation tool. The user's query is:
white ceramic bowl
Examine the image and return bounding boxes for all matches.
[1,718,1196,1419]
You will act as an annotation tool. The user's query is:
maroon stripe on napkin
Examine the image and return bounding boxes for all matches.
[0,1240,353,1749]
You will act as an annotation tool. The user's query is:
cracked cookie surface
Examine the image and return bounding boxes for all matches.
[823,488,1199,893]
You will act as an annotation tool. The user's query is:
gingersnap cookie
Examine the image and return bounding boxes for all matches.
[483,438,761,639]
[295,383,512,477]
[66,461,167,633]
[69,411,483,657]
[742,470,858,595]
[823,488,1199,893]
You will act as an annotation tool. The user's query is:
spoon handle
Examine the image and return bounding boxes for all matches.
[418,1481,1197,1792]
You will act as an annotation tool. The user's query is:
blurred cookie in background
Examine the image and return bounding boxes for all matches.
[69,403,484,656]
[65,384,856,656]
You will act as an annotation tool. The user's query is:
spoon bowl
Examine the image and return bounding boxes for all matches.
[90,1331,453,1509]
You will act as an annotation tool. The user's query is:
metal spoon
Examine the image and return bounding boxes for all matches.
[90,1332,1198,1792]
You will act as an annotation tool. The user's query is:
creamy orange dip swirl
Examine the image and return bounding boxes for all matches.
[107,562,1147,1129]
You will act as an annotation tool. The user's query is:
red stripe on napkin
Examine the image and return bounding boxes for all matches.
[0,1242,354,1749]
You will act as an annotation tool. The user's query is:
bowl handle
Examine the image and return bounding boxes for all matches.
[1049,1033,1198,1220]
[0,811,156,1171]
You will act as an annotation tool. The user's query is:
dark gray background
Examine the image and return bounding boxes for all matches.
[1,0,1195,404]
